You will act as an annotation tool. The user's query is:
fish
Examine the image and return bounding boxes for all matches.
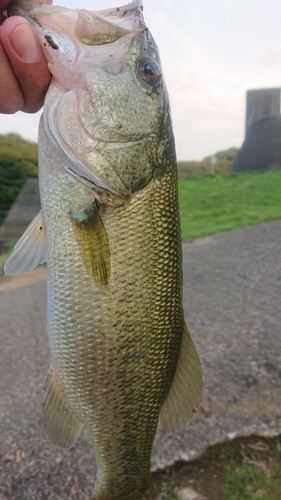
[5,1,202,499]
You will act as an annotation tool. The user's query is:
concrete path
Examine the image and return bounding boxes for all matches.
[1,221,281,499]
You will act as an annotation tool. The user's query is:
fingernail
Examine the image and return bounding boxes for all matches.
[10,23,39,62]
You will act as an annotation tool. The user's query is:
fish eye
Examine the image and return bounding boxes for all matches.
[138,58,161,85]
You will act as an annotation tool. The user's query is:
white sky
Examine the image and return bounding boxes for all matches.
[1,0,281,160]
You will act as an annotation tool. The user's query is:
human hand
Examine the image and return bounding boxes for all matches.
[0,0,52,114]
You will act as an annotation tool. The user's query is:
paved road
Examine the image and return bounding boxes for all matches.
[1,221,281,499]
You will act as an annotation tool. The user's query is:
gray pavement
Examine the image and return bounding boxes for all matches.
[1,220,281,499]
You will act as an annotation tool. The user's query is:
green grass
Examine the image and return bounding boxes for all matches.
[223,440,281,500]
[223,464,266,500]
[178,170,281,240]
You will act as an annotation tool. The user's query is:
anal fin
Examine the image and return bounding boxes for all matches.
[160,323,203,433]
[43,367,83,449]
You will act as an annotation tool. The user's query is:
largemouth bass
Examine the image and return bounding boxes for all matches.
[5,1,202,499]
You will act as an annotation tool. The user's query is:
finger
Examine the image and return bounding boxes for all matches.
[1,16,51,113]
[0,24,23,113]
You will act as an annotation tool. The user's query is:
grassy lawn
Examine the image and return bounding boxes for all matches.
[178,170,281,240]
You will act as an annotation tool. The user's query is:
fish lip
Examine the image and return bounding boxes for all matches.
[99,0,143,14]
[8,0,144,15]
[8,0,145,33]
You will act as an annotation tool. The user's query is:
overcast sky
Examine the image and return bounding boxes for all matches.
[1,0,281,160]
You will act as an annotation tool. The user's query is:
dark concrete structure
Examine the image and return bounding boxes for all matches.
[231,87,281,172]
[0,178,40,243]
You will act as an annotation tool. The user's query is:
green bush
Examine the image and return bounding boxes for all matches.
[0,133,38,211]
[0,133,38,178]
[0,156,27,208]
[177,147,239,178]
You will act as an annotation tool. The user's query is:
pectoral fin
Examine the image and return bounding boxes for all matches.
[43,367,83,449]
[160,323,203,433]
[71,202,110,287]
[4,210,47,276]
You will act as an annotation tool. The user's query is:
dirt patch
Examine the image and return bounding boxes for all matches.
[153,435,281,500]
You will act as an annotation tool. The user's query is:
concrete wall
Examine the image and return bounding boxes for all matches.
[231,87,281,173]
[0,178,40,242]
[245,88,281,132]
